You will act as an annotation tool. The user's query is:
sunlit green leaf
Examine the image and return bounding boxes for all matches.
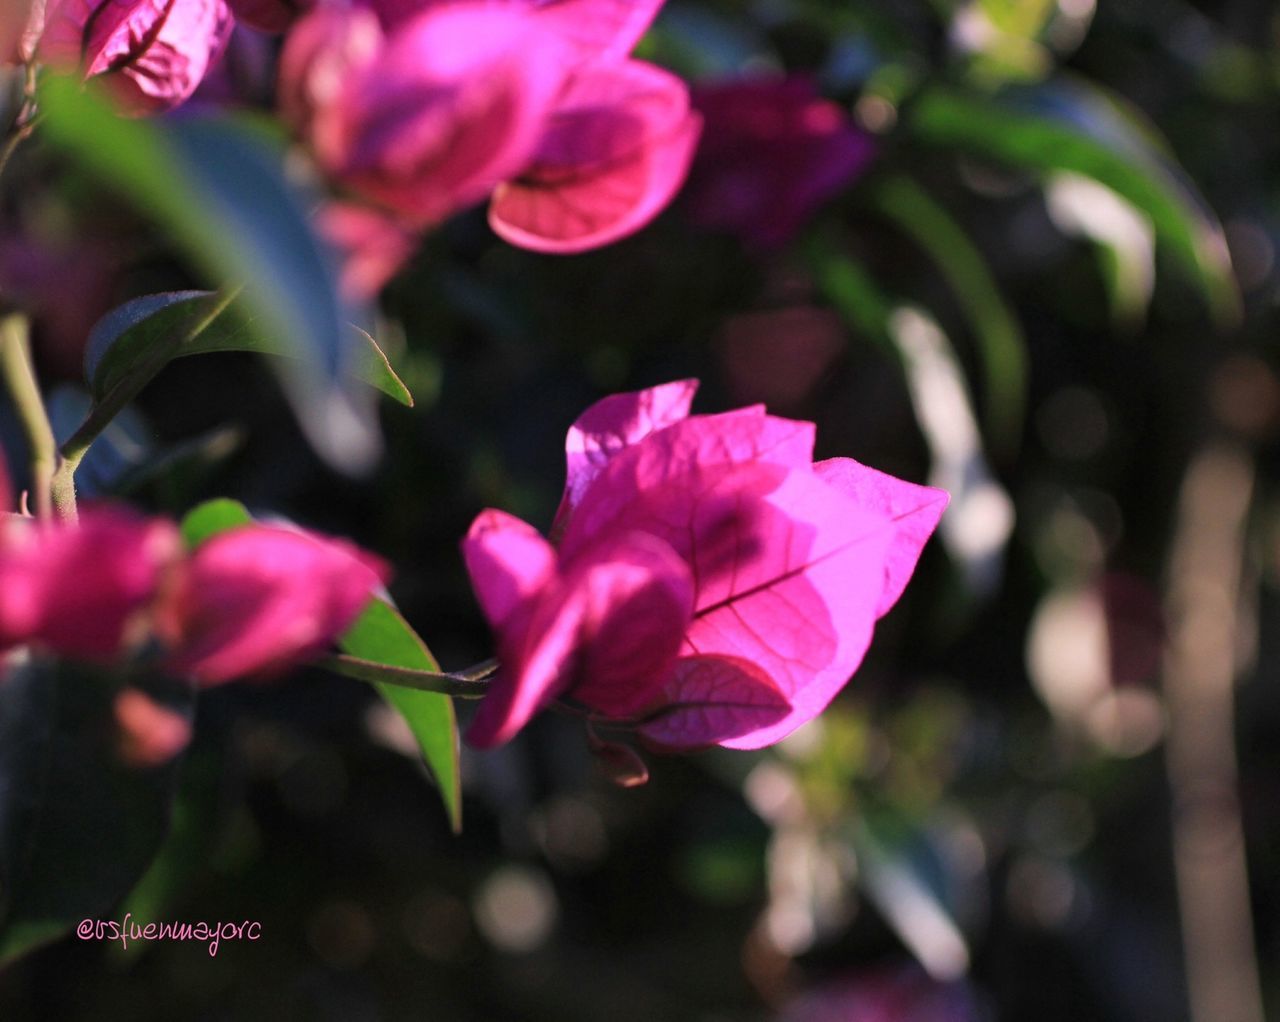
[340,601,462,833]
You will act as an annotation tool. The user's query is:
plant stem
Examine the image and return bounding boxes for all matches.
[50,285,242,519]
[0,64,40,185]
[0,314,56,519]
[321,654,495,698]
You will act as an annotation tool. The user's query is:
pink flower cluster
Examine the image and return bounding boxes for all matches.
[0,469,385,686]
[10,0,699,281]
[280,0,699,263]
[462,381,948,751]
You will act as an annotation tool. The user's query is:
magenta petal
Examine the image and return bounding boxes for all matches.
[466,530,692,748]
[0,508,179,659]
[488,60,701,253]
[42,0,234,114]
[279,7,383,139]
[813,458,948,618]
[552,378,698,534]
[560,406,816,557]
[163,525,387,684]
[569,530,693,717]
[462,509,556,631]
[532,0,664,60]
[678,466,894,749]
[323,5,570,225]
[638,654,791,750]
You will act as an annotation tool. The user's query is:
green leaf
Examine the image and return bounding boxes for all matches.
[180,498,252,549]
[872,176,1028,454]
[907,81,1240,326]
[340,601,461,833]
[85,291,413,407]
[0,661,191,963]
[38,75,380,470]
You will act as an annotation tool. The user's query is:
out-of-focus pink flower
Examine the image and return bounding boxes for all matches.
[159,524,388,685]
[489,59,701,253]
[685,76,877,250]
[115,688,192,766]
[283,4,570,228]
[463,380,947,750]
[225,0,311,34]
[316,201,418,302]
[38,0,233,115]
[283,0,695,253]
[0,508,182,660]
[1,0,41,64]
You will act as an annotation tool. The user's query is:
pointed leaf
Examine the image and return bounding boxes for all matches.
[340,600,461,832]
[85,291,412,407]
[38,76,381,470]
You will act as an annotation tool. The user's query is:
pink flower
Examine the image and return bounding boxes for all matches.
[38,0,234,115]
[282,4,571,228]
[114,688,192,766]
[281,0,697,252]
[488,59,702,253]
[685,76,877,250]
[315,200,419,302]
[0,508,181,660]
[463,380,947,750]
[159,524,388,684]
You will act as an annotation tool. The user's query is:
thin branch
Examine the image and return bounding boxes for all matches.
[0,314,56,519]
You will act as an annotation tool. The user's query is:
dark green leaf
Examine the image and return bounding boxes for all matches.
[340,601,461,833]
[0,661,191,963]
[38,76,381,470]
[84,292,413,407]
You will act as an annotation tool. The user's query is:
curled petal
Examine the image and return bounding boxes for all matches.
[489,60,701,253]
[462,508,556,631]
[0,508,180,660]
[553,378,698,534]
[814,458,949,617]
[161,525,387,684]
[41,0,234,114]
[638,654,790,750]
[467,530,693,748]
